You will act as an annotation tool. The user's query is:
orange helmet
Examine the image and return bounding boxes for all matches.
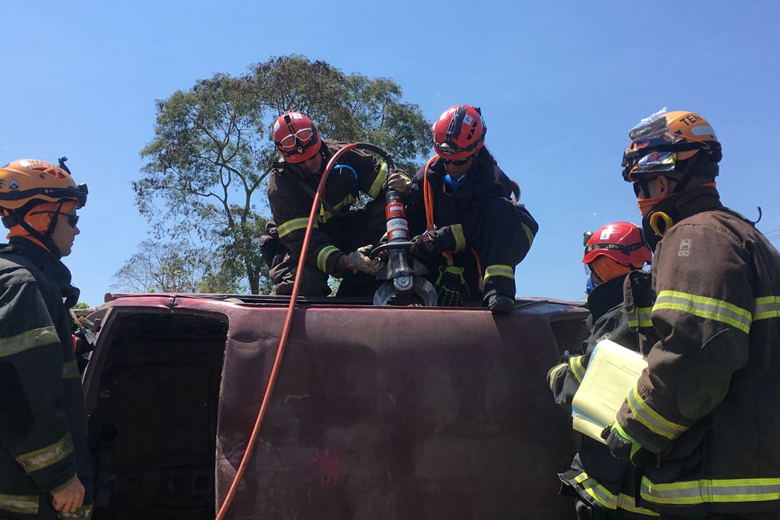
[622,109,722,183]
[0,158,88,211]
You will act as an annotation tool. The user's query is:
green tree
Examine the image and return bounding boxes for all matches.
[134,55,431,294]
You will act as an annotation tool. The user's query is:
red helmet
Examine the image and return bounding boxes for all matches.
[582,222,651,268]
[273,111,321,164]
[432,105,486,161]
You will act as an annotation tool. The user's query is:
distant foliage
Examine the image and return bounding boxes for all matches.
[130,55,430,294]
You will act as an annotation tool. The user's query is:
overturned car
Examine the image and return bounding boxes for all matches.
[80,294,588,519]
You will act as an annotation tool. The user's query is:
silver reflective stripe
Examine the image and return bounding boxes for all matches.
[62,360,80,380]
[627,386,688,440]
[483,264,514,280]
[569,355,586,383]
[654,290,752,334]
[642,476,780,505]
[17,433,74,473]
[0,326,59,358]
[574,472,659,516]
[755,296,780,321]
[0,493,38,515]
[316,245,340,273]
[628,307,653,328]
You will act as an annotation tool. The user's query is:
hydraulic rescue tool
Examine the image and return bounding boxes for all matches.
[371,189,438,306]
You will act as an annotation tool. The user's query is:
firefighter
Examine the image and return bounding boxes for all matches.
[261,111,388,297]
[394,104,538,312]
[600,109,780,518]
[548,222,655,519]
[0,159,92,519]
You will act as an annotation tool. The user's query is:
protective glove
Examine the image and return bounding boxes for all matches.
[411,232,438,256]
[603,422,654,467]
[344,244,384,276]
[435,265,468,307]
[387,170,411,195]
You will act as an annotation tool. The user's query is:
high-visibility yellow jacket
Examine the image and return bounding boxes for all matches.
[617,187,780,516]
[0,238,93,519]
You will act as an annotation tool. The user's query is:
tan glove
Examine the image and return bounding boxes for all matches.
[387,170,411,196]
[345,245,384,275]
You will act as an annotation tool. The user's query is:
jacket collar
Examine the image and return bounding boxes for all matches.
[587,273,627,322]
[8,237,79,305]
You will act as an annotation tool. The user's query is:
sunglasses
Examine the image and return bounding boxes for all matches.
[277,128,315,152]
[31,211,80,228]
[441,157,471,166]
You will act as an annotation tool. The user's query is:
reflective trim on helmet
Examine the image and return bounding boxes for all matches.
[451,224,466,253]
[627,386,689,440]
[277,217,315,238]
[16,433,74,473]
[653,290,752,334]
[316,245,341,273]
[368,162,388,199]
[483,264,514,280]
[641,476,780,506]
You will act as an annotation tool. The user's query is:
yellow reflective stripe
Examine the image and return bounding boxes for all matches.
[451,224,466,253]
[62,360,80,379]
[16,433,74,473]
[368,162,389,199]
[627,386,688,440]
[0,326,59,358]
[755,296,780,321]
[574,472,659,516]
[628,306,654,328]
[569,355,586,383]
[548,363,567,390]
[641,476,780,505]
[483,264,514,280]
[0,493,38,515]
[59,504,94,519]
[654,290,752,334]
[277,217,315,238]
[316,245,341,273]
[522,223,535,247]
[316,194,357,224]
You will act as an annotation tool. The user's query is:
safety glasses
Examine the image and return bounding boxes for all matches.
[277,128,315,152]
[30,211,79,228]
[441,156,471,166]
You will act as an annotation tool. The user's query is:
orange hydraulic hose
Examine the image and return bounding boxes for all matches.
[215,143,359,520]
[422,156,483,286]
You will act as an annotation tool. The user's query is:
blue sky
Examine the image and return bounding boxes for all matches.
[2,0,779,306]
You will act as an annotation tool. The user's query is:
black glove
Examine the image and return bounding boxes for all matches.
[411,232,438,256]
[434,265,468,307]
[603,423,655,467]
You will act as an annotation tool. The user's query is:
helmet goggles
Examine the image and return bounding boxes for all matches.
[621,109,717,181]
[274,113,319,159]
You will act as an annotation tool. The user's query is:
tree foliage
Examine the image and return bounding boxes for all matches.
[132,55,431,294]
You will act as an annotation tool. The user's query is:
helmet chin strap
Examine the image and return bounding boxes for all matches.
[5,201,64,258]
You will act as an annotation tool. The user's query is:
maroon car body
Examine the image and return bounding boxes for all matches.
[81,294,588,519]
